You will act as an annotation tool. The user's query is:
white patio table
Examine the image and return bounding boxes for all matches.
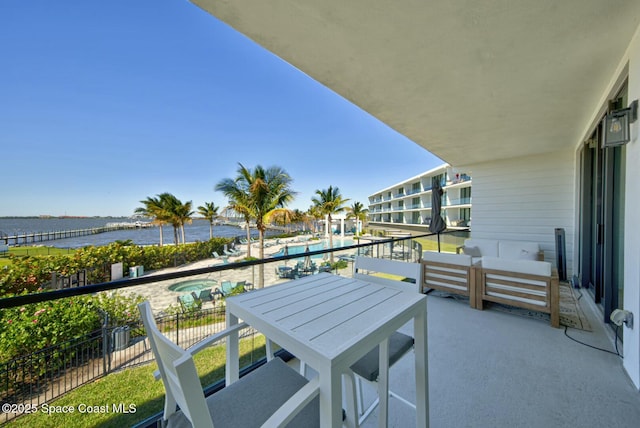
[225,272,429,428]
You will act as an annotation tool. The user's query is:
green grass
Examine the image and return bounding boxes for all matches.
[0,247,75,268]
[8,335,266,427]
[413,237,460,254]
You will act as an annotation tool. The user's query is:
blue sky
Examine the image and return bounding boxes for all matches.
[0,0,442,217]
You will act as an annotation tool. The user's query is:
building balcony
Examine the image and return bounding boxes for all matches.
[445,197,472,206]
[1,237,638,427]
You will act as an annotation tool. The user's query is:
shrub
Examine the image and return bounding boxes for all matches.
[0,238,232,296]
[0,292,145,396]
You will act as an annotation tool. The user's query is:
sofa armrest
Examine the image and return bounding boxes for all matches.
[421,252,476,307]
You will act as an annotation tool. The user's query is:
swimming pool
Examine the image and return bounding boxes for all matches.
[271,238,354,258]
[168,279,217,292]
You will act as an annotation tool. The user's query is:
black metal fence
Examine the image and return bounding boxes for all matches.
[0,306,231,424]
[0,230,460,425]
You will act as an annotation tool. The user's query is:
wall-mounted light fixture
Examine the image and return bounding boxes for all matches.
[603,99,638,148]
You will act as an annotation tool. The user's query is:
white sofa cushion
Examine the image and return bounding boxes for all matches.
[461,246,482,257]
[480,256,551,277]
[498,241,540,261]
[422,251,472,266]
[464,239,499,258]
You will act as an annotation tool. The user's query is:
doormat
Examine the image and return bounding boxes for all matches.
[558,282,592,331]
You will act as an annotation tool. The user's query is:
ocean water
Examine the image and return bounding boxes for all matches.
[0,217,261,249]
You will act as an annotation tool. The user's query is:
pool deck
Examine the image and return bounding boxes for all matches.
[116,236,356,314]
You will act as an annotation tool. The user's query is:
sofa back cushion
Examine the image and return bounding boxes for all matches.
[498,241,540,261]
[464,239,499,258]
[422,251,472,266]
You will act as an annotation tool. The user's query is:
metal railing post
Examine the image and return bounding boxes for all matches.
[100,310,110,374]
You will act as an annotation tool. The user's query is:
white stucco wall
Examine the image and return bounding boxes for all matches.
[622,23,640,390]
[465,150,575,273]
[574,21,640,390]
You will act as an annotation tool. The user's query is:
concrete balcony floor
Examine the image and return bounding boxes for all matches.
[330,291,640,427]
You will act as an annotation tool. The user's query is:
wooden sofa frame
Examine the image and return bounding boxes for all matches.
[420,251,560,327]
[476,265,560,328]
[420,253,478,308]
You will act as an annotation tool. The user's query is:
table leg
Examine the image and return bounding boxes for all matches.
[378,337,390,428]
[414,309,429,427]
[342,372,358,428]
[319,365,343,427]
[225,310,239,385]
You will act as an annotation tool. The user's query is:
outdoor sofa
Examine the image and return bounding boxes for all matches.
[476,256,560,327]
[421,242,560,327]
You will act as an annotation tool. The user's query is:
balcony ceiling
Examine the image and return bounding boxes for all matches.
[191,1,640,166]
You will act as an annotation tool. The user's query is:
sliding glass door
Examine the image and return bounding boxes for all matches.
[579,89,626,336]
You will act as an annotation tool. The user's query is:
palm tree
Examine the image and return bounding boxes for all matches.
[307,204,324,234]
[137,193,192,246]
[216,183,254,259]
[216,163,296,288]
[197,202,220,239]
[291,209,312,233]
[135,195,168,246]
[270,208,295,233]
[156,193,189,245]
[173,199,194,244]
[311,186,350,263]
[346,201,369,236]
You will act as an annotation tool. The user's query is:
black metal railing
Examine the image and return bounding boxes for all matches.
[0,306,258,424]
[0,232,453,425]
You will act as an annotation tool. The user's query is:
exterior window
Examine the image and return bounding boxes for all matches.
[433,173,445,187]
[412,211,420,224]
[412,182,421,194]
[461,187,471,204]
[461,208,470,221]
[412,197,420,209]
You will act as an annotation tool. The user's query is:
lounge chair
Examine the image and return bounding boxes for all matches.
[224,248,244,257]
[338,253,356,262]
[137,301,320,428]
[215,280,245,297]
[235,280,251,291]
[212,251,229,264]
[192,289,216,304]
[177,294,201,312]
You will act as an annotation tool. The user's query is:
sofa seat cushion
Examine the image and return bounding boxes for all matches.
[498,241,541,261]
[480,256,551,277]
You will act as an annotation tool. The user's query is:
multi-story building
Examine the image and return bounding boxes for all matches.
[367,164,471,232]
